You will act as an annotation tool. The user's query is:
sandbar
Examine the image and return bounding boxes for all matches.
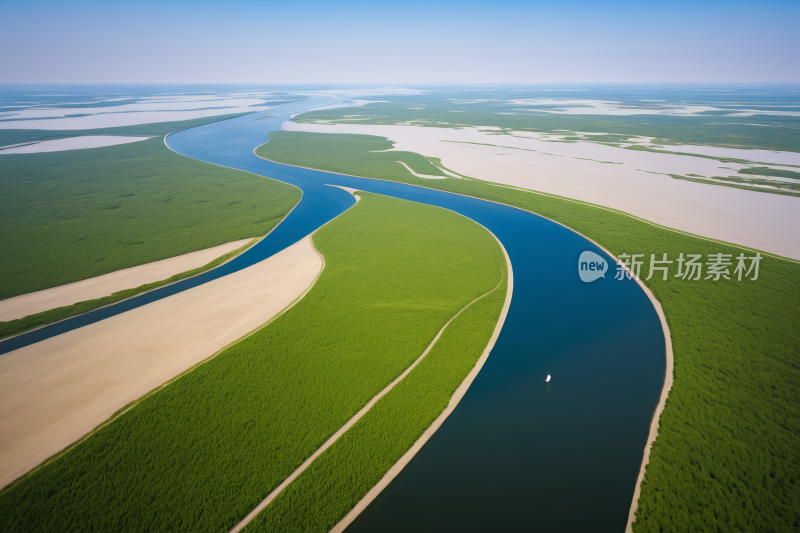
[0,238,254,322]
[0,235,322,489]
[0,135,151,155]
[395,160,448,179]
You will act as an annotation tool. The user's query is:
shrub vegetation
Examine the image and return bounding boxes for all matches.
[257,131,800,533]
[247,259,506,532]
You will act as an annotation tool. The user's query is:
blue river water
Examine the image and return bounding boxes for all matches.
[0,98,665,531]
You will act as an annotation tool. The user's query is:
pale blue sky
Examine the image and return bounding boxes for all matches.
[2,0,798,83]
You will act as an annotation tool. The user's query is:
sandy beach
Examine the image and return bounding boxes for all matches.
[283,121,800,260]
[0,238,254,322]
[0,235,322,489]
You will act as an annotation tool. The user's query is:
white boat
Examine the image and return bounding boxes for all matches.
[545,374,551,383]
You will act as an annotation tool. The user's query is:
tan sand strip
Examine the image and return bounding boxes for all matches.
[230,228,509,533]
[0,235,323,490]
[522,216,673,533]
[625,285,673,532]
[394,160,448,180]
[0,238,254,322]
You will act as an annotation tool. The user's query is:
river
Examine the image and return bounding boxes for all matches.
[0,98,665,531]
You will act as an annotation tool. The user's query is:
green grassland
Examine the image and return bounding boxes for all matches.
[666,174,800,197]
[248,255,506,532]
[0,135,300,300]
[296,101,800,152]
[0,192,505,532]
[256,131,800,532]
[624,144,757,164]
[259,131,448,179]
[739,167,800,180]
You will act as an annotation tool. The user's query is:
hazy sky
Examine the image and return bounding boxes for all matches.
[2,0,798,83]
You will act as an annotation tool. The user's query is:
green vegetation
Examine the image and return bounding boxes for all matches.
[624,143,756,164]
[0,135,300,300]
[442,139,540,152]
[258,131,447,179]
[0,193,505,532]
[248,256,506,533]
[256,131,800,532]
[740,166,800,180]
[578,133,635,143]
[0,237,257,340]
[667,174,800,196]
[296,101,800,152]
[623,146,800,195]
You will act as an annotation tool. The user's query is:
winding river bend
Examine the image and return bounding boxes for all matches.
[0,99,665,531]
